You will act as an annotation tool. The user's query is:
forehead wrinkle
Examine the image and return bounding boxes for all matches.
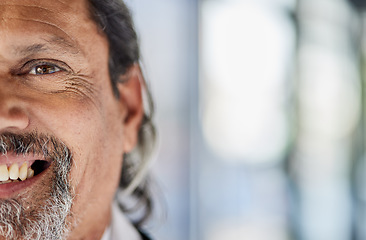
[0,0,74,10]
[4,17,84,55]
[5,17,75,43]
[50,0,74,8]
[54,0,68,6]
[0,0,79,25]
[0,3,55,13]
[0,3,77,27]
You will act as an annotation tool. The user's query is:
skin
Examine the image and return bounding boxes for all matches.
[0,0,143,239]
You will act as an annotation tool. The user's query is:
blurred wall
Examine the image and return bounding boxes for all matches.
[126,0,365,240]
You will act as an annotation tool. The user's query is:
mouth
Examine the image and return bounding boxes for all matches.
[0,153,51,193]
[0,160,51,184]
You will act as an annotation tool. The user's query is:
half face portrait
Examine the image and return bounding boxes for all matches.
[0,0,155,239]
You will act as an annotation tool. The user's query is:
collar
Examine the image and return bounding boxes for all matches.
[100,202,142,240]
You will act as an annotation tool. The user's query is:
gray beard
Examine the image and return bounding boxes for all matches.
[0,133,74,240]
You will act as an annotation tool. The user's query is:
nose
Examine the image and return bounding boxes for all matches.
[0,94,30,132]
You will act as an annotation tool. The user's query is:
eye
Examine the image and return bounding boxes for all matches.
[29,65,61,75]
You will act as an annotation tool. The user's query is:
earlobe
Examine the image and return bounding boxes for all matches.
[116,64,144,153]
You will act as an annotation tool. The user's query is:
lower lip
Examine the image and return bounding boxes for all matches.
[0,166,51,198]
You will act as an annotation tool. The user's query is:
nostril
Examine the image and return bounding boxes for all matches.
[9,107,27,118]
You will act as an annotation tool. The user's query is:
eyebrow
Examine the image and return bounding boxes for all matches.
[13,35,82,56]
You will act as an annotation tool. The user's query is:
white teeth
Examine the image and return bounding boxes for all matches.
[0,162,36,183]
[0,165,9,181]
[19,163,28,181]
[9,163,19,180]
[27,168,34,179]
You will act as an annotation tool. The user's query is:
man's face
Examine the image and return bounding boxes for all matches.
[0,0,142,239]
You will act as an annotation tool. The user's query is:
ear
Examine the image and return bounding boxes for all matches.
[116,64,144,153]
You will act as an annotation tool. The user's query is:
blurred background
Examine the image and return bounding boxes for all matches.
[125,0,366,239]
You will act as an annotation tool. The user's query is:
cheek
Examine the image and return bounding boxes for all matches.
[36,96,125,214]
[23,91,125,228]
[27,87,125,188]
[64,100,125,212]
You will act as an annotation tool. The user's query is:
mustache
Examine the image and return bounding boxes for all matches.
[0,132,71,160]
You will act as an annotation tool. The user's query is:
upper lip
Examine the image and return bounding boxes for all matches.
[0,152,46,167]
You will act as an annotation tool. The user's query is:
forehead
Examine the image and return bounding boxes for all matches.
[0,0,103,59]
[0,0,90,26]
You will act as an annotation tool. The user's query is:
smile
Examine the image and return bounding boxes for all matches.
[0,153,51,187]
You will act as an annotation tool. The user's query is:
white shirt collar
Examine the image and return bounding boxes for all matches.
[100,202,142,240]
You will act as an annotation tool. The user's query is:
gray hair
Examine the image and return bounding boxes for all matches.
[88,0,157,226]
